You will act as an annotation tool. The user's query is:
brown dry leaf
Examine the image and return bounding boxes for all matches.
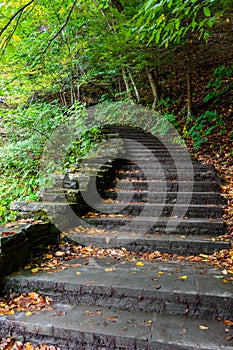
[0,338,60,349]
[106,316,118,322]
[105,237,111,244]
[83,310,95,316]
[28,292,40,299]
[55,251,65,257]
[2,231,16,236]
[223,320,233,326]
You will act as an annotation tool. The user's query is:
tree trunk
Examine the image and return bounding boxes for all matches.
[127,68,140,103]
[186,68,192,119]
[122,68,133,101]
[186,42,193,119]
[146,67,160,109]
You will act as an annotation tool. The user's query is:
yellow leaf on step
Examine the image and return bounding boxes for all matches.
[200,254,209,259]
[136,262,144,267]
[180,275,188,280]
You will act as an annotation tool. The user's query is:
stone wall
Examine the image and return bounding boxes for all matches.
[0,222,60,285]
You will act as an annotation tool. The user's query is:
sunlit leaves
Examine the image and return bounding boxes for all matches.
[203,7,211,17]
[134,0,227,46]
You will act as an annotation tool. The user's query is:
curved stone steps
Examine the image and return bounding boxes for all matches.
[83,216,225,235]
[85,203,223,219]
[104,191,225,205]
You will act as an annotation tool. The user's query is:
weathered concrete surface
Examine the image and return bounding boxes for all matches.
[0,301,232,349]
[4,258,233,320]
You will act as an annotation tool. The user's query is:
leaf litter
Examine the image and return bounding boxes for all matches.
[0,293,56,348]
[0,338,59,349]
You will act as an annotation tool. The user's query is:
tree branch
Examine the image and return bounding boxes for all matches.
[93,0,113,31]
[0,11,23,56]
[0,0,34,37]
[110,0,123,13]
[41,0,78,54]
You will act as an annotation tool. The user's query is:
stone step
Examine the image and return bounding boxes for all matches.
[120,146,191,152]
[88,203,222,219]
[41,189,224,206]
[0,302,232,350]
[81,153,193,161]
[104,191,225,205]
[40,188,81,202]
[66,231,230,255]
[116,169,216,181]
[84,216,225,235]
[118,163,214,171]
[4,260,233,320]
[111,180,220,192]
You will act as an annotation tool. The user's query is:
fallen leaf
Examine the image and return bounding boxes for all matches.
[83,310,95,316]
[104,268,115,272]
[155,285,161,289]
[136,261,144,267]
[200,254,209,259]
[55,251,65,257]
[106,316,118,322]
[179,275,188,280]
[226,335,233,341]
[28,292,39,299]
[199,325,209,330]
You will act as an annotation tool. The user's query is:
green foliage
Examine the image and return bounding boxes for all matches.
[187,110,224,149]
[204,64,233,104]
[64,127,106,167]
[134,0,227,46]
[0,101,69,223]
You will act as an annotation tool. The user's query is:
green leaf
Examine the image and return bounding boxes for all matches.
[203,7,211,17]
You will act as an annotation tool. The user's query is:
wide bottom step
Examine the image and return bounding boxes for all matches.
[0,303,232,350]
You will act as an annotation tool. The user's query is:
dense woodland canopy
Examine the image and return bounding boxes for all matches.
[0,0,232,223]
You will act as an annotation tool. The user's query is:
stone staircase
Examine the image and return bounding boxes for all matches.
[1,125,232,349]
[62,125,228,255]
